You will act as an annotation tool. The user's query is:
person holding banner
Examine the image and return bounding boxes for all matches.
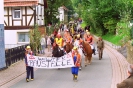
[71,46,81,82]
[25,46,34,82]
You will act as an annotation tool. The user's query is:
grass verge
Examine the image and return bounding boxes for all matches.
[102,33,123,45]
[81,22,87,28]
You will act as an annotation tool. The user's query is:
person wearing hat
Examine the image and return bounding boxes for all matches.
[54,33,64,49]
[85,25,90,32]
[117,64,133,88]
[86,30,88,32]
[25,46,34,82]
[71,46,81,82]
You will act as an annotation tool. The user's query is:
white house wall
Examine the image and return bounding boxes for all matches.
[4,29,30,48]
[4,30,18,45]
[37,2,44,26]
[58,7,65,22]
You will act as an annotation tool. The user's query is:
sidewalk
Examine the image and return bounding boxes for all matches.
[0,48,52,87]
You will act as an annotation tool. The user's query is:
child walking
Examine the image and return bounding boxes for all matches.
[71,46,81,82]
[25,46,34,82]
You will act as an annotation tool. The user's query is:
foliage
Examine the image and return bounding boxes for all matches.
[80,22,87,29]
[44,0,73,25]
[46,26,55,36]
[103,18,118,34]
[29,24,41,55]
[102,33,123,45]
[71,0,133,45]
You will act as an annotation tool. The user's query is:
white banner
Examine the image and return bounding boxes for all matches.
[27,52,74,69]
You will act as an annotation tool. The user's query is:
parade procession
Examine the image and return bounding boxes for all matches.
[1,0,133,88]
[25,22,101,82]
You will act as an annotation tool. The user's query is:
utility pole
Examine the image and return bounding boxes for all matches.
[0,0,6,69]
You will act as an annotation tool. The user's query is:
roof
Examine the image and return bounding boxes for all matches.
[4,0,38,2]
[62,5,69,11]
[4,0,38,7]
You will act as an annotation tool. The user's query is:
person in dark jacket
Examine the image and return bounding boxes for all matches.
[25,46,34,82]
[117,64,133,88]
[50,34,54,46]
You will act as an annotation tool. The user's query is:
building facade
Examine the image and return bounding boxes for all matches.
[4,0,45,48]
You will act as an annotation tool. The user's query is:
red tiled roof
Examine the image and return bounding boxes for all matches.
[4,0,38,7]
[4,0,38,2]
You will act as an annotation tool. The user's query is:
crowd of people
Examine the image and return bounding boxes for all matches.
[24,22,133,87]
[24,22,105,82]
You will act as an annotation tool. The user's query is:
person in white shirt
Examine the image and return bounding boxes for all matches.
[47,36,51,52]
[40,35,46,54]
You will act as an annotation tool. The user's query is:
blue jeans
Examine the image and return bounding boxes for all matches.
[26,66,34,79]
[71,67,79,75]
[41,45,45,54]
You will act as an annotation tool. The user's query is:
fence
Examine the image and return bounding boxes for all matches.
[5,44,27,49]
[5,44,29,67]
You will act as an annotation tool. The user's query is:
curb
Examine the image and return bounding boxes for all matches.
[0,52,52,87]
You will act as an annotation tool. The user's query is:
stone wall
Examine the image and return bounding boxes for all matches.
[127,41,133,64]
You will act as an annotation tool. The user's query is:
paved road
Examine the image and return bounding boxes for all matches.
[9,50,112,88]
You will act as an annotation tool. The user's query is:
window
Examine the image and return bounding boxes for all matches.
[13,8,21,19]
[18,32,29,43]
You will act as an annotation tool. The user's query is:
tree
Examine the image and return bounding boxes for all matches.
[44,0,73,25]
[29,24,41,55]
[74,0,133,36]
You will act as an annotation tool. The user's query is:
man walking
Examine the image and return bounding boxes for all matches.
[40,35,46,54]
[96,37,104,60]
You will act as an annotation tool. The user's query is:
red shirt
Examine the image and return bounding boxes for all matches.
[87,36,93,44]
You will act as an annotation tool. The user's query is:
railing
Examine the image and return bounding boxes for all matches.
[5,44,28,49]
[5,44,29,67]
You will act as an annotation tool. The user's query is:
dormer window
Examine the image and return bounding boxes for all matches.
[13,8,21,19]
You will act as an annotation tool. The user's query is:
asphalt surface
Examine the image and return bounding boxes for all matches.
[9,50,112,88]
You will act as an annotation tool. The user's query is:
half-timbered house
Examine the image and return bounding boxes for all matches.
[4,0,47,48]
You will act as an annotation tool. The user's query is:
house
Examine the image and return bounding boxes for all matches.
[58,6,69,23]
[4,0,47,48]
